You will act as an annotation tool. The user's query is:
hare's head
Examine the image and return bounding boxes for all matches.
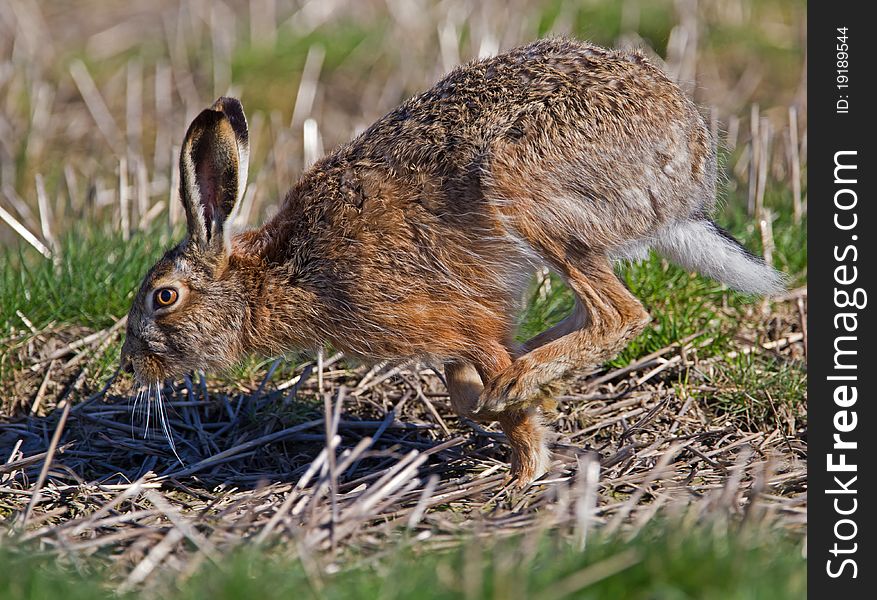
[122,97,251,385]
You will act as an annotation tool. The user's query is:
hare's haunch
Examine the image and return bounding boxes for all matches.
[122,39,783,484]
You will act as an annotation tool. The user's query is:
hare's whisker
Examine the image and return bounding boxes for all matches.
[156,384,183,465]
[131,387,144,439]
[144,383,152,439]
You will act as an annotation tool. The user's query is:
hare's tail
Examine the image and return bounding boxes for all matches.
[652,218,786,295]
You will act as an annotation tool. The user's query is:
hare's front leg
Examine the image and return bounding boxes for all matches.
[476,255,650,414]
[445,359,551,485]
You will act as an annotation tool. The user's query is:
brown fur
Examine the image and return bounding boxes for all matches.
[122,38,770,486]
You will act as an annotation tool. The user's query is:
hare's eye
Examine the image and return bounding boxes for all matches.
[154,287,179,308]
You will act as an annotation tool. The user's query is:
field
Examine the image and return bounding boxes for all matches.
[0,0,806,597]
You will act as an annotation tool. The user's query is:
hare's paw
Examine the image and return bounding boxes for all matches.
[475,359,559,415]
[506,439,552,488]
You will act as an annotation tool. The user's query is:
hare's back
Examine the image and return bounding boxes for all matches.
[343,38,713,252]
[352,38,701,175]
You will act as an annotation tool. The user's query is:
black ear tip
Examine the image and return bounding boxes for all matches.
[211,97,248,142]
[212,96,243,113]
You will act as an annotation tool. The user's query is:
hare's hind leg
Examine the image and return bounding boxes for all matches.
[445,360,551,484]
[519,296,587,354]
[477,254,649,414]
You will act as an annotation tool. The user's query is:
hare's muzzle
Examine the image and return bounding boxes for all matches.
[120,334,143,366]
[120,333,154,381]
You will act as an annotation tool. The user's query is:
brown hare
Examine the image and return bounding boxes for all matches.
[122,38,784,485]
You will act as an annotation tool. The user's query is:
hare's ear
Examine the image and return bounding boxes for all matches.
[179,97,249,248]
[210,97,249,209]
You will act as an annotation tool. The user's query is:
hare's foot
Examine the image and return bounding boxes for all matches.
[498,409,551,486]
[445,360,551,486]
[475,356,561,414]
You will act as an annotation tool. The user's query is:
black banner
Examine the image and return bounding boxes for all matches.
[808,4,875,594]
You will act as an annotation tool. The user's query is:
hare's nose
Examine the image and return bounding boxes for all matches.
[120,335,144,373]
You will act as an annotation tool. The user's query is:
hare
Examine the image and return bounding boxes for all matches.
[122,38,784,485]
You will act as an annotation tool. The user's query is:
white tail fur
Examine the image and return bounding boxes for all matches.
[652,219,786,295]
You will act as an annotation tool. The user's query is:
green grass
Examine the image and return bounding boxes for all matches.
[0,519,805,600]
[232,19,386,116]
[0,224,171,386]
[0,225,171,335]
[697,352,806,428]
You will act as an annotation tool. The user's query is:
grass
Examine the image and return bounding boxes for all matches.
[699,352,806,429]
[232,20,386,115]
[176,522,806,600]
[0,226,167,333]
[0,225,169,389]
[0,518,805,600]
